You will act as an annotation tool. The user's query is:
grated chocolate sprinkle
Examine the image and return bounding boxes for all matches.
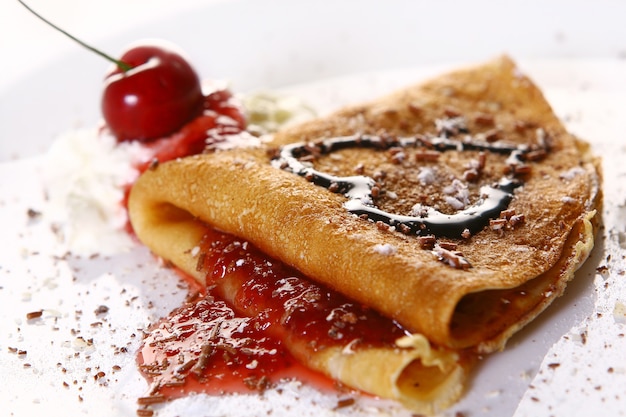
[26,310,43,320]
[433,245,472,270]
[137,395,166,406]
[333,397,356,410]
[474,113,495,126]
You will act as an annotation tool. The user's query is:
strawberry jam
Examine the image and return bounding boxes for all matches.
[138,295,320,398]
[198,228,410,354]
[137,226,410,402]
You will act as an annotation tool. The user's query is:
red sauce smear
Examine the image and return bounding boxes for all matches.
[199,229,409,352]
[138,228,410,401]
[139,294,322,397]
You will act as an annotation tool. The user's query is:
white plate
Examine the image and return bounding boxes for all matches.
[1,1,626,417]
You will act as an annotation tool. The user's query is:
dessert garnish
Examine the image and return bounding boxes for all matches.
[18,0,205,142]
[101,42,204,142]
[272,133,546,239]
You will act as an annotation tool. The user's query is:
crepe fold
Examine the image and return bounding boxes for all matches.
[128,56,600,410]
[130,204,469,413]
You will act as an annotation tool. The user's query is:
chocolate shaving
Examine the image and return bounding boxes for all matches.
[175,359,198,374]
[243,375,272,392]
[489,218,508,231]
[27,208,42,219]
[417,235,436,249]
[483,128,501,142]
[398,223,411,235]
[433,245,472,270]
[499,209,516,220]
[522,149,547,162]
[407,103,423,115]
[444,107,461,117]
[94,305,109,316]
[438,241,458,251]
[191,343,215,377]
[195,252,207,272]
[328,182,340,193]
[375,221,390,231]
[148,158,159,171]
[512,164,532,176]
[414,150,441,162]
[137,395,166,406]
[463,168,479,182]
[26,310,43,320]
[333,398,356,410]
[474,113,495,126]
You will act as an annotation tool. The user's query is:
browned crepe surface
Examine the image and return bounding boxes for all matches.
[129,55,600,352]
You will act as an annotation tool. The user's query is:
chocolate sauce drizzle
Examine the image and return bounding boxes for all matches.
[271,133,542,239]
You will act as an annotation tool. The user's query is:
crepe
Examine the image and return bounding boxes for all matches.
[132,194,470,413]
[128,56,600,411]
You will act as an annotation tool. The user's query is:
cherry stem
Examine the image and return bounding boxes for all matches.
[17,0,133,72]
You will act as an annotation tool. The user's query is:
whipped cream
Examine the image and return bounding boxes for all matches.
[38,91,315,257]
[40,128,150,255]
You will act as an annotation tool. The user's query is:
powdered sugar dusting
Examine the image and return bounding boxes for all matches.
[372,243,397,255]
[417,167,436,185]
[560,166,586,180]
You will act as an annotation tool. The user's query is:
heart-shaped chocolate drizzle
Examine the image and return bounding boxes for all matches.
[272,132,546,240]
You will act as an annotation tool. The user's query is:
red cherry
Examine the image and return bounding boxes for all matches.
[17,3,204,142]
[102,42,204,142]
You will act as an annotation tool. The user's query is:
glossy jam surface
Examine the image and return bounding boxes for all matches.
[138,227,409,400]
[199,228,409,351]
[139,295,316,398]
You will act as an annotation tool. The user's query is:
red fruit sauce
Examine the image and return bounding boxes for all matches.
[138,228,409,402]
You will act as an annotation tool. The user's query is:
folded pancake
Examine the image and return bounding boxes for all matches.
[133,200,469,413]
[206,226,468,412]
[128,56,600,409]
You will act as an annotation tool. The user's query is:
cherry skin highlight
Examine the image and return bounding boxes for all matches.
[102,43,204,142]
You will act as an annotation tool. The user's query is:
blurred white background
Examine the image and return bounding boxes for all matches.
[2,0,626,92]
[1,0,212,91]
[1,0,625,158]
